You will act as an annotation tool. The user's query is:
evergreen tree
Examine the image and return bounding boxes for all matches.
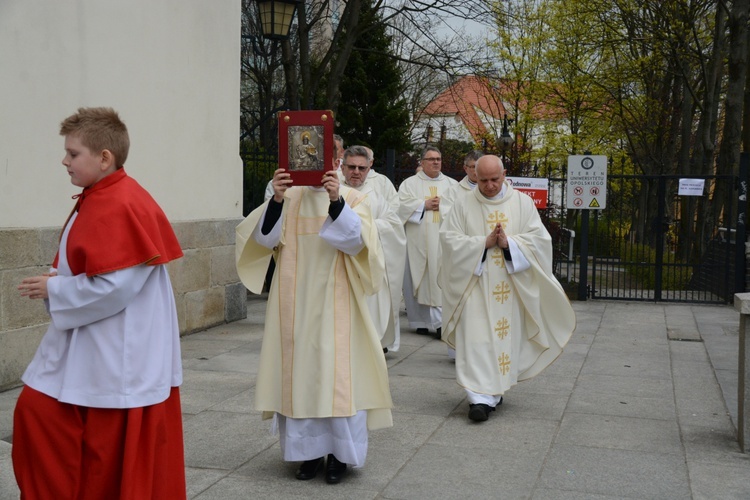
[335,0,412,163]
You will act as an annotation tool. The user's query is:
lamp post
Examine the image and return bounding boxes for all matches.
[241,0,299,141]
[243,0,299,55]
[241,0,300,213]
[255,0,301,39]
[498,114,514,169]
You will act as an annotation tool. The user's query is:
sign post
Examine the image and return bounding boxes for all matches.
[566,155,607,210]
[566,155,607,300]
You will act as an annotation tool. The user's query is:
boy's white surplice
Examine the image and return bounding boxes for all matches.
[22,212,182,409]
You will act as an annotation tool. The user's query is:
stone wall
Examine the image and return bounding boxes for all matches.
[0,218,247,391]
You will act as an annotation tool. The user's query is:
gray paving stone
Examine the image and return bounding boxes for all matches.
[388,373,464,417]
[680,424,746,465]
[386,351,457,380]
[430,412,558,452]
[539,445,691,499]
[210,388,255,414]
[0,386,21,443]
[180,370,253,415]
[532,489,632,499]
[4,300,750,498]
[0,441,19,500]
[194,474,378,500]
[572,372,674,399]
[566,389,676,420]
[185,467,229,499]
[687,461,750,500]
[498,391,570,421]
[556,413,683,454]
[182,344,262,375]
[382,442,545,499]
[183,410,276,470]
[580,348,672,380]
[511,373,577,395]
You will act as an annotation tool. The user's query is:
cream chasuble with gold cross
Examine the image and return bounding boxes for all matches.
[397,171,458,307]
[439,183,576,396]
[235,186,393,431]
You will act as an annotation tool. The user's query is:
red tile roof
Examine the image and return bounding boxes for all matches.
[422,75,508,142]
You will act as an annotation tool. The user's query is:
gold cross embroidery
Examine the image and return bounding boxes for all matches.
[491,248,505,268]
[487,211,508,231]
[495,318,510,340]
[425,186,440,223]
[493,282,511,303]
[498,352,511,375]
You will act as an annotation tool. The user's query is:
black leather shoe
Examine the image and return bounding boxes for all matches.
[325,454,347,484]
[436,327,442,338]
[416,328,429,335]
[468,403,495,422]
[295,457,324,480]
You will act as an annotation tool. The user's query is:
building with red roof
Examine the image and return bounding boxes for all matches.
[411,75,513,147]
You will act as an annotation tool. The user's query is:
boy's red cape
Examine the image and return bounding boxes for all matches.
[53,168,183,276]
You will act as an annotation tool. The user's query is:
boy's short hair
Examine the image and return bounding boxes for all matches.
[60,107,130,168]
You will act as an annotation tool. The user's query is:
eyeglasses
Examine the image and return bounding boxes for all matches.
[423,157,441,162]
[344,164,369,172]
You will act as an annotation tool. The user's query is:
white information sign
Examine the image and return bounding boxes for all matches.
[678,179,705,196]
[566,155,607,209]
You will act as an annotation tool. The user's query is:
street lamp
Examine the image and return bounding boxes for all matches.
[498,114,514,170]
[242,0,299,136]
[498,114,514,153]
[256,0,301,40]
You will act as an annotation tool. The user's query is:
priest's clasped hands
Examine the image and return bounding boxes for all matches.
[485,223,509,250]
[424,196,440,211]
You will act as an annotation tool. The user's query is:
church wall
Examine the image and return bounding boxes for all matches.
[0,1,246,390]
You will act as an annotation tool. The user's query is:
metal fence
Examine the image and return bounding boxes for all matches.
[242,148,747,304]
[546,169,746,304]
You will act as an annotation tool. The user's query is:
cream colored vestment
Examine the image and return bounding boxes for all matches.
[442,175,475,209]
[343,177,406,350]
[397,171,458,307]
[236,186,393,430]
[439,183,576,396]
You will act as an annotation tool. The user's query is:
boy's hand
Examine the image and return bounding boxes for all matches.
[19,272,56,299]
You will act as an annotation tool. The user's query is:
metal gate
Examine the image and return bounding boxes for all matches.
[242,147,748,304]
[550,159,748,304]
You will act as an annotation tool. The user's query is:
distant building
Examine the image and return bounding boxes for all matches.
[411,75,512,147]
